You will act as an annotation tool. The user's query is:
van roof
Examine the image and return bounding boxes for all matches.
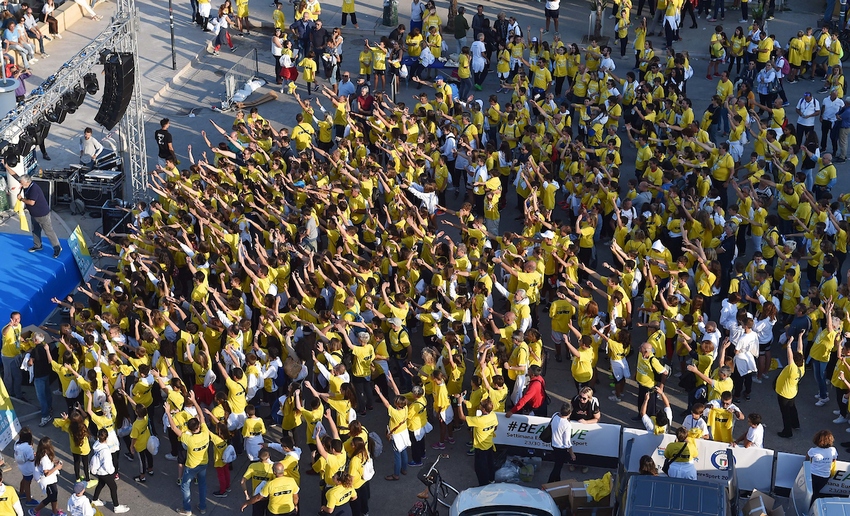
[624,476,727,516]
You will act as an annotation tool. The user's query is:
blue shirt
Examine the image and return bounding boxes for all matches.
[839,106,850,129]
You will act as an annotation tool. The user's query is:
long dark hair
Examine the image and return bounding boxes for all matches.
[35,436,55,465]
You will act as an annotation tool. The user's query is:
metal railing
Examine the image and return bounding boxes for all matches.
[223,48,261,111]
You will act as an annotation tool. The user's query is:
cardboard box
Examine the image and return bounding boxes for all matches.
[742,489,786,516]
[568,477,614,512]
[573,508,615,516]
[540,480,572,509]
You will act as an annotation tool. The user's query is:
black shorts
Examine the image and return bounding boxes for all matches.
[43,483,58,504]
[791,64,802,70]
[546,8,559,19]
[374,69,385,76]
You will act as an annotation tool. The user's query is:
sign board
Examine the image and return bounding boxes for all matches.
[493,413,621,458]
[0,377,21,450]
[821,460,850,496]
[775,452,806,495]
[68,225,95,281]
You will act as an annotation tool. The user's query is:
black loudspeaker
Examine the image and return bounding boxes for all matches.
[94,52,135,130]
[102,200,130,234]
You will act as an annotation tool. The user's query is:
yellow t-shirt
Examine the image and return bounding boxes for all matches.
[261,476,299,514]
[180,424,214,468]
[775,363,805,399]
[466,412,498,450]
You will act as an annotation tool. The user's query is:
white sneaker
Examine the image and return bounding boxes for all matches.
[816,394,824,399]
[844,426,850,433]
[835,410,842,416]
[92,500,104,507]
[114,505,130,514]
[608,395,621,402]
[816,397,830,406]
[751,377,762,384]
[165,454,178,461]
[834,416,848,424]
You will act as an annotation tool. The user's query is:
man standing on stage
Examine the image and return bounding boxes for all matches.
[6,168,62,257]
[79,127,103,171]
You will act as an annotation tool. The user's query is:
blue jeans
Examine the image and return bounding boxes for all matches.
[181,464,208,512]
[393,445,408,476]
[813,359,829,399]
[2,355,22,398]
[34,375,51,418]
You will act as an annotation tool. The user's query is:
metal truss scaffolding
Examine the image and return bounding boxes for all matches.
[0,0,147,200]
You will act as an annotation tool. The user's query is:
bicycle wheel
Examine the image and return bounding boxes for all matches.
[435,481,460,509]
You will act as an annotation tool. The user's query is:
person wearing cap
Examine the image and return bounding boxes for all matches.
[412,73,454,109]
[66,481,94,516]
[795,90,821,142]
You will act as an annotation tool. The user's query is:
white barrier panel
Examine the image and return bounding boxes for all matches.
[492,413,621,457]
[626,432,675,471]
[729,446,775,492]
[621,427,649,453]
[822,460,850,496]
[775,452,806,492]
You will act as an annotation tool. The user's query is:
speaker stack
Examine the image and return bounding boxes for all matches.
[94,52,135,130]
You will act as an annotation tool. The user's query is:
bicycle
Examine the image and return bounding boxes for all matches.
[410,454,460,515]
[814,20,850,63]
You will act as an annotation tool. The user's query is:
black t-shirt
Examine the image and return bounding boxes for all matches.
[154,129,173,159]
[569,395,600,421]
[32,342,55,379]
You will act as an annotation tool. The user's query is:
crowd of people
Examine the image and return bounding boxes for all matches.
[3,0,850,514]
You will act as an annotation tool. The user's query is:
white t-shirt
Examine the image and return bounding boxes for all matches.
[682,415,709,439]
[551,414,573,449]
[797,98,820,127]
[39,455,58,486]
[746,424,764,448]
[808,446,838,478]
[14,442,34,476]
[545,0,561,10]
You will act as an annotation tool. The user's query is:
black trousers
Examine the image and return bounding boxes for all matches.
[474,447,496,486]
[547,447,571,482]
[351,375,374,412]
[93,473,119,506]
[777,394,799,435]
[637,384,657,417]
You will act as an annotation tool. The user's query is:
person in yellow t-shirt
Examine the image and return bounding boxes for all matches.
[242,461,299,515]
[0,469,22,516]
[776,333,805,438]
[298,52,318,96]
[1,311,22,400]
[455,396,497,486]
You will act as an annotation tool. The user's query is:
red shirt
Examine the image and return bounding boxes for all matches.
[509,376,546,415]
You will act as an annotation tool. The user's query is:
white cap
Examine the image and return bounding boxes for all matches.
[651,240,665,252]
[541,230,555,239]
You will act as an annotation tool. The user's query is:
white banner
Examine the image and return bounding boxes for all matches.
[492,413,621,458]
[0,377,21,450]
[775,452,806,492]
